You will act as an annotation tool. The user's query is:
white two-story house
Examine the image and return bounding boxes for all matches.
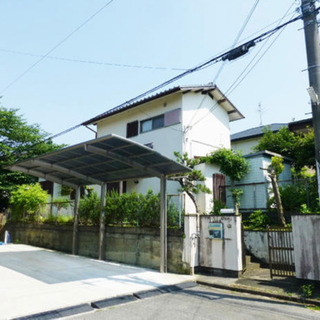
[81,85,244,213]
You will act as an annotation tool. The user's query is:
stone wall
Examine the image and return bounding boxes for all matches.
[0,223,188,274]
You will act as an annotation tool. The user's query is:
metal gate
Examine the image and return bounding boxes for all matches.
[267,227,295,278]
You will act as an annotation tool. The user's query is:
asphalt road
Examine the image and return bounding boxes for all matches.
[64,285,320,320]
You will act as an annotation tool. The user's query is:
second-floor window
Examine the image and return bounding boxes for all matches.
[140,115,164,133]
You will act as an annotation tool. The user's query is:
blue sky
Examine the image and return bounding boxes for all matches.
[0,0,312,145]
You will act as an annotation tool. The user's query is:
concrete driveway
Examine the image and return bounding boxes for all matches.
[0,244,193,319]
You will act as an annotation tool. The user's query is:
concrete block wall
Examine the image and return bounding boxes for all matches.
[243,230,269,263]
[292,215,320,280]
[199,215,243,275]
[1,223,189,274]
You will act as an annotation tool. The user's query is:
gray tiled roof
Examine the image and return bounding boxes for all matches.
[231,123,287,141]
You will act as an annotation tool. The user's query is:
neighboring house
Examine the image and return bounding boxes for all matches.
[81,85,244,213]
[225,151,292,212]
[231,123,287,155]
[288,117,313,133]
[228,119,312,212]
[231,118,312,155]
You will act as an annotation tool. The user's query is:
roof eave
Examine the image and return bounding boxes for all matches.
[82,85,244,126]
[82,87,182,126]
[210,87,244,122]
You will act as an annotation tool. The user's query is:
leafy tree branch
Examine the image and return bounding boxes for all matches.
[201,148,249,214]
[173,152,210,213]
[0,107,64,210]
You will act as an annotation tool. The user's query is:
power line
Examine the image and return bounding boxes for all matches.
[11,7,311,157]
[190,3,300,129]
[0,48,187,71]
[213,0,260,84]
[74,10,307,131]
[238,7,298,44]
[0,0,115,94]
[227,4,296,96]
[190,7,297,77]
[188,0,261,129]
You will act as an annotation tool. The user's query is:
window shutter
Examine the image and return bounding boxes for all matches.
[164,108,181,126]
[126,120,139,138]
[212,173,226,202]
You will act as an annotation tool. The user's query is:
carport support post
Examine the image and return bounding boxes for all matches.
[99,183,107,260]
[160,175,167,273]
[72,186,81,255]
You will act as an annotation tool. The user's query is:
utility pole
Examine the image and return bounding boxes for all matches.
[301,0,320,205]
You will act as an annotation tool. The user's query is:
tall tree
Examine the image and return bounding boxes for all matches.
[0,107,63,210]
[265,156,286,227]
[253,127,315,170]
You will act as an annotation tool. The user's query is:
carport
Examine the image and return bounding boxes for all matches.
[6,134,191,273]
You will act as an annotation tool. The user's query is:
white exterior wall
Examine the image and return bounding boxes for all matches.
[195,163,221,214]
[96,91,232,214]
[181,92,230,157]
[181,93,231,213]
[232,137,260,155]
[97,93,183,158]
[97,93,184,200]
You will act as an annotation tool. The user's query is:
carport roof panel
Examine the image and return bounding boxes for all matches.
[7,134,191,187]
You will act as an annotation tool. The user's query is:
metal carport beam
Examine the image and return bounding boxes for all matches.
[31,159,104,186]
[10,165,78,189]
[84,144,162,178]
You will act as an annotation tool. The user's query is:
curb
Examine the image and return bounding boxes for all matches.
[91,294,138,309]
[13,304,93,320]
[12,281,197,320]
[196,280,320,307]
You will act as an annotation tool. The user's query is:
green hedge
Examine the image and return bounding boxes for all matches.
[79,190,181,228]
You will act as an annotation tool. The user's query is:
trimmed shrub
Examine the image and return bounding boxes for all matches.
[10,183,48,221]
[79,189,181,228]
[244,210,272,230]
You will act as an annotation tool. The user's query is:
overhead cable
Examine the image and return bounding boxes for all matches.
[83,11,306,126]
[0,0,115,94]
[11,7,312,156]
[190,3,298,129]
[213,0,260,83]
[0,48,187,71]
[188,0,260,129]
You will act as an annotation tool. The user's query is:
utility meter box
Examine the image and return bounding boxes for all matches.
[209,223,223,240]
